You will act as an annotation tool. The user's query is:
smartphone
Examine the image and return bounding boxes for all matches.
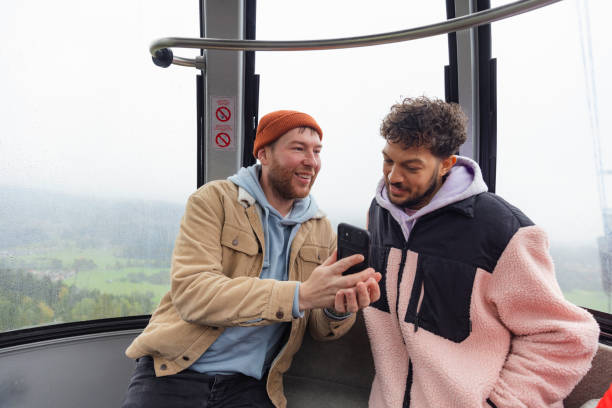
[337,223,371,275]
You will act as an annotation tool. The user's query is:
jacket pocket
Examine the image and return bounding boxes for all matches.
[220,224,260,277]
[404,253,476,343]
[221,224,259,255]
[297,245,328,279]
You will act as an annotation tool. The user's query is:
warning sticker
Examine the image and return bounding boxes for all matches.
[210,96,236,151]
[215,106,231,122]
[215,132,231,148]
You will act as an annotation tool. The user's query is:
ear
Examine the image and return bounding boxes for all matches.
[440,155,457,177]
[256,147,269,164]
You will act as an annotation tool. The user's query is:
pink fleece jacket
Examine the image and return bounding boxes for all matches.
[364,157,600,407]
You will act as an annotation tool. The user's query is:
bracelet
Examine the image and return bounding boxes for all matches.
[324,308,352,320]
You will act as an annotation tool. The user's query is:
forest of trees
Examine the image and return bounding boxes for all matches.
[0,268,156,332]
[0,186,184,331]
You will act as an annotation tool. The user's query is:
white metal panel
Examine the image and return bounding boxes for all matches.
[455,0,480,160]
[202,0,245,182]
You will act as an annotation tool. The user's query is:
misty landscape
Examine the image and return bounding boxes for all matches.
[0,185,609,333]
[0,186,183,331]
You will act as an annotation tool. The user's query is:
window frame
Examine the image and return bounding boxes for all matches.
[3,0,610,350]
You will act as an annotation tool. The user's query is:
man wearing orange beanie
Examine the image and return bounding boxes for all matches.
[122,110,381,408]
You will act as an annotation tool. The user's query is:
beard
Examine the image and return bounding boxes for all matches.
[266,160,316,200]
[387,164,440,209]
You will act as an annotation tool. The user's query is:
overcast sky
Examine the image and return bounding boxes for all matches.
[1,0,610,246]
[256,0,612,246]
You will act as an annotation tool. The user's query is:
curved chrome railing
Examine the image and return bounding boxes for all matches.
[150,0,561,68]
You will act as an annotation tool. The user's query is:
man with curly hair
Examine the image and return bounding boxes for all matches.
[364,96,600,407]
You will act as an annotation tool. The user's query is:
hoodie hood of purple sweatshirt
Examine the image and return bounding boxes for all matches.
[375,156,489,241]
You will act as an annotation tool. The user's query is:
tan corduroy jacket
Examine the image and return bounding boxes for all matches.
[125,179,355,408]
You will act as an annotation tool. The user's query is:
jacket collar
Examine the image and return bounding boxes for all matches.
[446,195,476,217]
[237,186,257,207]
[421,194,478,221]
[237,186,326,219]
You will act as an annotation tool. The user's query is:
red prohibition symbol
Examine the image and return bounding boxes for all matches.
[215,132,231,148]
[215,106,231,122]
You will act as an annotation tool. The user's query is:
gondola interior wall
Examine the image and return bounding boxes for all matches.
[0,0,610,407]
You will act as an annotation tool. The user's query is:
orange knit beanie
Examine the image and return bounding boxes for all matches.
[253,110,323,158]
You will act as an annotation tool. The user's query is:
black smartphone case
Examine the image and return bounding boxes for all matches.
[337,223,371,275]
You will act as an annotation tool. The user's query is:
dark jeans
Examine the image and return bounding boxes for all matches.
[121,356,275,408]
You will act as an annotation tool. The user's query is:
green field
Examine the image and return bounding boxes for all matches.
[4,243,612,317]
[564,289,611,313]
[63,267,169,305]
[7,243,171,306]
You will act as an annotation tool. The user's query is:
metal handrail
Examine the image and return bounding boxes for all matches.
[150,0,561,68]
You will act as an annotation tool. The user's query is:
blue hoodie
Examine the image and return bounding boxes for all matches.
[189,164,320,379]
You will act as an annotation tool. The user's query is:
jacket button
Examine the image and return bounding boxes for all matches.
[276,311,284,319]
[182,356,190,361]
[160,364,167,370]
[232,239,239,246]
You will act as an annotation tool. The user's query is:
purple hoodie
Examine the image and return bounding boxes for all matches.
[374,156,489,241]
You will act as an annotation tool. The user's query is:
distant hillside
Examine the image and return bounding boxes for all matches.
[0,185,184,260]
[0,185,607,295]
[550,243,603,292]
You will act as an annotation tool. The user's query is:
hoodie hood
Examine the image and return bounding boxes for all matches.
[375,156,488,241]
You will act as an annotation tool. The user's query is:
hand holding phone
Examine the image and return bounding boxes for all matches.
[298,226,380,311]
[337,223,371,275]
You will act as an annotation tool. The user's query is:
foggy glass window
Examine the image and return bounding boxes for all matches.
[0,1,198,332]
[493,0,612,314]
[256,0,448,230]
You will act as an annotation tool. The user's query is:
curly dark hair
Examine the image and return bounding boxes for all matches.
[380,96,468,158]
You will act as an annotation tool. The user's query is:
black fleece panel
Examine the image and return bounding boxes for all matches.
[368,198,406,248]
[405,253,476,343]
[367,199,405,313]
[408,192,534,273]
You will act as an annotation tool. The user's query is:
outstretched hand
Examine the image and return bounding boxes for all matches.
[299,250,382,312]
[333,274,381,314]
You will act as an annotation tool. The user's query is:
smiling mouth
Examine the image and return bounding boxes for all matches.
[295,172,313,181]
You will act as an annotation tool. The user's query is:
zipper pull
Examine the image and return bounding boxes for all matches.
[414,315,420,332]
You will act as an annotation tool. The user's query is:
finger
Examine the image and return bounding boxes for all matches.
[322,250,338,267]
[356,282,371,309]
[340,268,376,287]
[373,272,382,283]
[334,291,346,314]
[344,288,359,313]
[331,253,365,274]
[365,278,381,303]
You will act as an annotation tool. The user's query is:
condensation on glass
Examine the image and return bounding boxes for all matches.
[255,0,448,231]
[0,0,198,332]
[492,0,612,313]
